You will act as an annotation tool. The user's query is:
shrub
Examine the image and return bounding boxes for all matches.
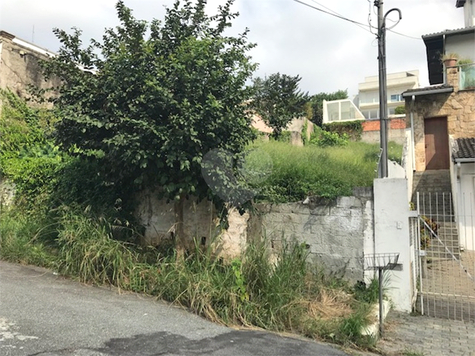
[310,130,349,147]
[395,106,405,115]
[275,130,291,143]
[0,210,57,267]
[249,140,379,202]
[322,121,363,141]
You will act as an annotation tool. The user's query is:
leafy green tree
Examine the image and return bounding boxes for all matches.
[307,90,348,127]
[40,0,257,253]
[251,73,308,139]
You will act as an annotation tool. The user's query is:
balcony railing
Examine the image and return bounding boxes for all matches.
[460,63,475,90]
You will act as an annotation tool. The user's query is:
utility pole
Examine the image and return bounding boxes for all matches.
[376,0,388,178]
[375,1,401,178]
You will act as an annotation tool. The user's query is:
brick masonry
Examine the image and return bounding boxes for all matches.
[361,118,406,131]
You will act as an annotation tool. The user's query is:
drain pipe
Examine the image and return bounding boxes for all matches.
[410,95,416,171]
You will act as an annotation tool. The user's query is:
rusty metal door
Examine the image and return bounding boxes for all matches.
[424,117,449,170]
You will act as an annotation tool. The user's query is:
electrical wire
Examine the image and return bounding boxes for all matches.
[293,0,374,34]
[308,0,375,34]
[368,0,376,35]
[294,0,421,40]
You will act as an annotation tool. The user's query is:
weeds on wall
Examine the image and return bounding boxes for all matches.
[0,207,376,348]
[322,121,363,141]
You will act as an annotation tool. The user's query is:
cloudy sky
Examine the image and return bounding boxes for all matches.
[0,0,465,97]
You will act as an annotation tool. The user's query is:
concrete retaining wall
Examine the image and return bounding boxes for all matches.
[135,188,373,283]
[253,189,373,282]
[361,118,407,145]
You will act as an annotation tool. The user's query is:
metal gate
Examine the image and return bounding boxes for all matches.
[412,192,475,322]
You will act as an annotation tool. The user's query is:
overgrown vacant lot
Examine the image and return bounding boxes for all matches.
[0,90,401,350]
[250,140,402,203]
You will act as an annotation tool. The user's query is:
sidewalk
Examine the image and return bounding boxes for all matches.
[376,311,475,356]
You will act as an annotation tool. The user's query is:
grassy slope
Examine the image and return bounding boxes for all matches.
[250,140,402,202]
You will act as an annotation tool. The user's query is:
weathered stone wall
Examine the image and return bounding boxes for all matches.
[135,190,219,247]
[407,66,475,171]
[0,31,60,102]
[253,188,373,282]
[0,177,15,208]
[136,188,373,283]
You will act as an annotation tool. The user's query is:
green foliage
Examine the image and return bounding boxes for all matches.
[458,58,473,65]
[336,307,375,347]
[251,73,308,139]
[362,141,403,165]
[249,141,381,202]
[0,90,128,221]
[55,208,141,287]
[40,0,257,204]
[395,106,406,115]
[0,203,379,348]
[322,120,363,141]
[310,130,349,147]
[231,258,249,302]
[0,89,65,212]
[275,130,291,143]
[0,210,57,267]
[308,90,348,127]
[353,279,380,304]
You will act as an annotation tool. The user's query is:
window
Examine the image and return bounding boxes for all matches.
[390,94,402,102]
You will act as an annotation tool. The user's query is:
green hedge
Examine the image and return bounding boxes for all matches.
[322,121,363,141]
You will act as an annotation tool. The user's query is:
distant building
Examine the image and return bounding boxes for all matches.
[456,0,475,28]
[0,30,59,101]
[355,70,419,120]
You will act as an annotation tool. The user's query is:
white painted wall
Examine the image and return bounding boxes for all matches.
[255,189,373,282]
[135,182,415,313]
[370,178,413,312]
[462,0,475,27]
[455,162,475,251]
[446,32,475,61]
[402,129,415,203]
[388,160,405,179]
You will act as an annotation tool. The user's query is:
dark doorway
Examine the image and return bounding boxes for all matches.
[424,117,449,170]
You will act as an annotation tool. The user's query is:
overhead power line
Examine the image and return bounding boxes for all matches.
[293,0,373,33]
[293,0,420,40]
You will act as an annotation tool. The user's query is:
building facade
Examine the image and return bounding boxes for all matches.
[356,70,419,120]
[0,30,59,101]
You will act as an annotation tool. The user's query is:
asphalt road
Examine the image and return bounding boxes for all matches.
[0,260,354,356]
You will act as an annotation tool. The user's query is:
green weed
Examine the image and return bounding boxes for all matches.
[0,206,378,348]
[0,210,57,267]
